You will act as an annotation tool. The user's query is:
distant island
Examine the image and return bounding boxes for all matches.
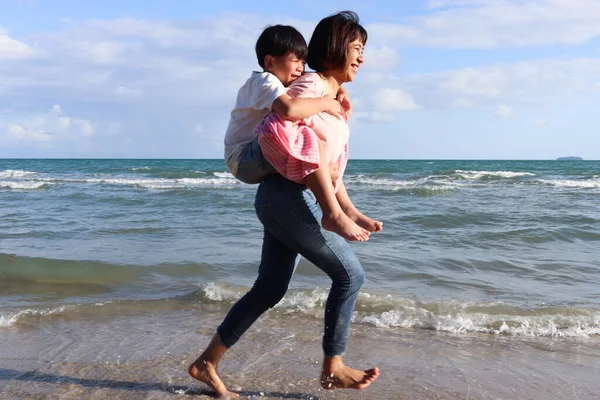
[557,156,583,160]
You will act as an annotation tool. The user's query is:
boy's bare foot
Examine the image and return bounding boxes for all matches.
[188,359,239,398]
[322,212,370,241]
[346,210,383,233]
[321,363,380,390]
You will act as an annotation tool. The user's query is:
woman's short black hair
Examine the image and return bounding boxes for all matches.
[255,25,308,69]
[307,11,368,72]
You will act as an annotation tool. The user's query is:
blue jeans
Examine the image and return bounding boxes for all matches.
[217,174,365,356]
[235,137,276,184]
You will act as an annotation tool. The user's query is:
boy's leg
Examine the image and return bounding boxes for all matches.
[235,138,276,184]
[335,180,383,233]
[304,140,369,242]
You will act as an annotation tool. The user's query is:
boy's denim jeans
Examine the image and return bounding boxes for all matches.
[235,137,276,184]
[217,174,365,356]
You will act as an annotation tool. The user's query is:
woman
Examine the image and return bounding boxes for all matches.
[189,11,382,398]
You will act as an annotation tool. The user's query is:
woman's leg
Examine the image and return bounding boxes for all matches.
[189,228,299,397]
[262,177,379,389]
[217,229,300,347]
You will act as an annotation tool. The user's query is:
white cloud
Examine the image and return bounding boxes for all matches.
[73,119,93,136]
[534,119,548,126]
[58,117,70,130]
[6,123,53,142]
[369,0,600,48]
[0,27,35,60]
[400,58,600,109]
[452,97,474,108]
[0,15,322,157]
[364,45,400,72]
[0,105,94,147]
[115,86,142,97]
[373,88,420,112]
[354,111,396,123]
[5,116,52,142]
[51,104,63,115]
[2,10,600,157]
[497,105,515,118]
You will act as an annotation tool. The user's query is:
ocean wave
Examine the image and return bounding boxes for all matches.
[346,176,419,186]
[4,279,600,338]
[0,253,219,287]
[18,176,240,189]
[0,253,139,284]
[537,179,600,189]
[0,181,51,190]
[0,306,67,327]
[346,175,465,195]
[198,283,600,338]
[453,170,536,180]
[80,177,239,188]
[0,169,38,178]
[354,297,600,338]
[213,171,234,179]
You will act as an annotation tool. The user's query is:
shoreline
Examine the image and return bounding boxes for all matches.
[1,306,599,399]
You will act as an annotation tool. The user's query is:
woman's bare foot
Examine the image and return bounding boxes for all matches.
[321,360,380,390]
[322,211,370,241]
[188,359,239,398]
[345,209,383,233]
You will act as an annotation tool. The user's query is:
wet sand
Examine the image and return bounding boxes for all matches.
[1,305,599,399]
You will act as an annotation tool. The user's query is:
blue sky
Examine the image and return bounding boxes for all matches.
[1,0,600,159]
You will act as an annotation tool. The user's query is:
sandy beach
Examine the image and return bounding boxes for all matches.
[2,302,599,400]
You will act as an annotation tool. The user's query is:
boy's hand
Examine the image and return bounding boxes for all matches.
[322,94,343,119]
[337,88,352,118]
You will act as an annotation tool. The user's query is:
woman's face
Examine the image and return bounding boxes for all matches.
[340,38,365,83]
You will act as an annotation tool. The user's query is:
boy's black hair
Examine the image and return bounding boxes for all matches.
[307,11,368,72]
[255,25,308,69]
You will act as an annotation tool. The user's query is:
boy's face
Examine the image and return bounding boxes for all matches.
[265,52,305,86]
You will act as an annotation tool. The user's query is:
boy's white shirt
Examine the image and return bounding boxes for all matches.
[224,71,287,175]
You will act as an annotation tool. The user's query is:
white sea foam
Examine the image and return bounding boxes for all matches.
[38,176,241,188]
[274,289,328,313]
[347,175,467,193]
[455,170,536,179]
[0,169,38,178]
[0,181,50,190]
[0,306,67,327]
[213,171,234,178]
[201,282,244,302]
[355,308,600,338]
[198,283,600,338]
[538,179,600,189]
[131,167,151,171]
[178,177,239,185]
[348,176,418,186]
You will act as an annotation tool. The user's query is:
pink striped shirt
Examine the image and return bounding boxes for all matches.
[256,73,349,189]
